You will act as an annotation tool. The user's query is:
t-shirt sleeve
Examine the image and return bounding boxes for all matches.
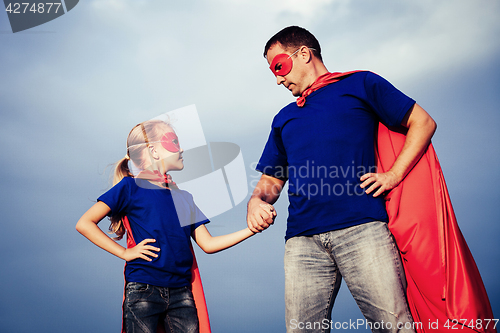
[363,72,416,127]
[189,197,210,234]
[97,178,131,216]
[192,203,209,229]
[255,119,289,180]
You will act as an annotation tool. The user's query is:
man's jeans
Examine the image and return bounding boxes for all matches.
[284,221,415,333]
[124,282,199,333]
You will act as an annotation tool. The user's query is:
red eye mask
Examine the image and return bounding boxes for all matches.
[269,53,294,77]
[161,132,180,152]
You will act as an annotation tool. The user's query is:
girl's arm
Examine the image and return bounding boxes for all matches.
[76,201,160,262]
[191,224,255,254]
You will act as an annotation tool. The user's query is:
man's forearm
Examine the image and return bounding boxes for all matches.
[390,103,437,181]
[249,174,285,205]
[246,174,284,232]
[360,103,436,196]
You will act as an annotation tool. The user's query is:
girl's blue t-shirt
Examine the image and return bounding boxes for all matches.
[256,72,415,241]
[98,177,209,288]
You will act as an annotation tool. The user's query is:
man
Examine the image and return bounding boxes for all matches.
[247,26,436,333]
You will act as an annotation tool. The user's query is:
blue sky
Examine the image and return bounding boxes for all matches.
[0,1,498,332]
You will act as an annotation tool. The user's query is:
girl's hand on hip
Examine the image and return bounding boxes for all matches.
[122,239,160,262]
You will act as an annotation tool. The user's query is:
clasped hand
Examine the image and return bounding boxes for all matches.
[247,202,277,233]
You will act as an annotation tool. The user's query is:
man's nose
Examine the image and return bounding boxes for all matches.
[276,75,285,85]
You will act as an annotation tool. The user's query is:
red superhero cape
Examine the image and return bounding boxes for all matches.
[376,123,496,333]
[121,216,211,333]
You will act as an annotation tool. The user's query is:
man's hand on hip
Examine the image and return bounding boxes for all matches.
[360,170,401,197]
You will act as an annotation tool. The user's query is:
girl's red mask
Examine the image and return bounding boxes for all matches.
[161,132,180,152]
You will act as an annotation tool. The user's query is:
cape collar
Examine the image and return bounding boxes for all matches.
[296,70,364,107]
[135,170,178,189]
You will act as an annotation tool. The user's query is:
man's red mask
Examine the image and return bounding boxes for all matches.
[269,48,301,77]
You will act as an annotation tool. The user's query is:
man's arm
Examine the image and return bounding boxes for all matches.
[247,174,285,233]
[360,103,437,197]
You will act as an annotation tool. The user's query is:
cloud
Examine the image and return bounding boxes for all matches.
[313,1,500,81]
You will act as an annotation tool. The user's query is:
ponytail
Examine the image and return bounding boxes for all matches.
[113,156,132,185]
[108,157,133,240]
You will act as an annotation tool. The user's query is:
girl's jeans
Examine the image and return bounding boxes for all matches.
[124,282,199,333]
[284,221,415,333]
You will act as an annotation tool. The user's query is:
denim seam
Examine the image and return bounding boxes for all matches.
[165,314,175,333]
[321,276,337,333]
[162,288,177,333]
[316,232,340,333]
[160,286,169,303]
[389,232,413,321]
[314,233,336,262]
[125,303,154,333]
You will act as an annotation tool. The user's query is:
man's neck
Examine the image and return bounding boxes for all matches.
[302,63,329,93]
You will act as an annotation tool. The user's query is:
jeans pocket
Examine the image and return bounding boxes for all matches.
[125,283,156,308]
[126,282,150,293]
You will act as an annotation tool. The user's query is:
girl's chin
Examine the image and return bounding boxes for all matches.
[170,164,184,171]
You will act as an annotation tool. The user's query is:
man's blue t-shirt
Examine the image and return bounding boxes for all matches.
[98,177,208,288]
[256,72,415,241]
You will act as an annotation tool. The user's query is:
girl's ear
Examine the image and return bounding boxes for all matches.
[148,144,160,160]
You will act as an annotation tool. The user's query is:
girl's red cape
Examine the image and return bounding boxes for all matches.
[376,123,496,333]
[121,216,211,333]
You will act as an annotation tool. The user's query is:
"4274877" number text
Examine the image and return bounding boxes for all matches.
[5,2,62,14]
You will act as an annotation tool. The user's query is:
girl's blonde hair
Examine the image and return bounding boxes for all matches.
[109,119,173,240]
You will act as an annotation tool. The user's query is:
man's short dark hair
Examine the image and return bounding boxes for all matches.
[264,26,322,61]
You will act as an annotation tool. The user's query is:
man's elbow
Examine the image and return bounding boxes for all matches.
[405,103,437,136]
[426,116,437,137]
[412,109,437,138]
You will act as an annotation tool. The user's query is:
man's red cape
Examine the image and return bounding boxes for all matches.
[376,123,496,333]
[298,71,496,333]
[121,216,211,333]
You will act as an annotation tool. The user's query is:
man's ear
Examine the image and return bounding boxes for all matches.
[299,46,313,63]
[148,144,160,160]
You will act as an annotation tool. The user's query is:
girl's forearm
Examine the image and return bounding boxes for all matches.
[194,225,255,254]
[76,216,127,260]
[206,228,255,254]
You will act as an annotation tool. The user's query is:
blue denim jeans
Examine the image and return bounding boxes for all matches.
[284,221,415,333]
[124,282,199,333]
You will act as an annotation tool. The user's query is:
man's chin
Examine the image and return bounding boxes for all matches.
[289,86,303,97]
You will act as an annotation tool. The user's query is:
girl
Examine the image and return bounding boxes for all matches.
[76,119,273,333]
